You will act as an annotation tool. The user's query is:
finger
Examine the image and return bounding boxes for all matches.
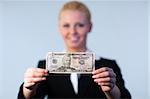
[24,77,46,83]
[98,82,111,86]
[94,77,111,82]
[25,68,48,78]
[98,82,115,89]
[94,77,116,83]
[23,82,35,88]
[92,67,110,74]
[25,71,48,78]
[92,71,115,78]
[94,77,113,83]
[28,68,48,73]
[35,68,48,73]
[100,85,112,92]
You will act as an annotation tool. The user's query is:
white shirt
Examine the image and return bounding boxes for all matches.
[70,73,78,94]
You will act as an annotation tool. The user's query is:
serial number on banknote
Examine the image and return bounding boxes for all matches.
[46,52,95,74]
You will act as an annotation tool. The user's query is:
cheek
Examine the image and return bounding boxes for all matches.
[79,30,88,39]
[78,26,90,36]
[61,33,67,41]
[81,34,87,41]
[60,28,67,38]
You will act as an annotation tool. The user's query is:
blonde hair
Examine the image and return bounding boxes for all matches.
[59,1,91,22]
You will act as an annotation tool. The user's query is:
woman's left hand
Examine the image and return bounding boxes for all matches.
[92,67,116,92]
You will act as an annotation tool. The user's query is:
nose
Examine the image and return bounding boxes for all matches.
[70,26,77,35]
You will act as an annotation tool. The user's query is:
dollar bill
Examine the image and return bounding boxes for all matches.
[46,52,95,74]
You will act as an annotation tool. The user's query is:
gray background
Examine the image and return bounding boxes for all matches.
[0,0,149,99]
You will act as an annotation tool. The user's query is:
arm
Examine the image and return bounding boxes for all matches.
[92,67,120,99]
[18,60,48,99]
[104,85,121,99]
[23,67,48,98]
[92,59,131,99]
[23,83,38,99]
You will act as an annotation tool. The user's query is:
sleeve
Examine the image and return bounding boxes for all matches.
[98,58,131,99]
[17,60,48,99]
[111,60,131,98]
[17,83,25,99]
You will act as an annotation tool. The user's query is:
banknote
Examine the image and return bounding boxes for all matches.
[46,52,95,74]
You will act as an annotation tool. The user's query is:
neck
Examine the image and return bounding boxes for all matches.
[66,47,87,52]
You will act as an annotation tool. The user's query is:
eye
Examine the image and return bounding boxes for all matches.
[63,24,70,28]
[77,23,85,27]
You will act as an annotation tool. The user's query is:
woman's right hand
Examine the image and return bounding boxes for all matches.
[23,67,48,90]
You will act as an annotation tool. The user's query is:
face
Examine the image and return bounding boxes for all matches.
[59,10,92,51]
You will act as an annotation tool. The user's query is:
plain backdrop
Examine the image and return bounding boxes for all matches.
[148,1,150,99]
[0,0,149,99]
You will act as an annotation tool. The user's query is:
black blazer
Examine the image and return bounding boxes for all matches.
[18,58,131,99]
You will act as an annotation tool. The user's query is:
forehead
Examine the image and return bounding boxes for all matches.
[59,10,88,23]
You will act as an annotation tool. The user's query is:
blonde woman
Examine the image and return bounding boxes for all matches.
[18,1,131,99]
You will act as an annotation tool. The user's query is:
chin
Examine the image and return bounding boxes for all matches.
[69,46,80,49]
[67,43,79,47]
[66,42,84,50]
[67,45,80,49]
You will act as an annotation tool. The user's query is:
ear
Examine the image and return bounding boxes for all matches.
[88,22,92,33]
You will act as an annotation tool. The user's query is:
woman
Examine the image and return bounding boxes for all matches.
[18,1,131,99]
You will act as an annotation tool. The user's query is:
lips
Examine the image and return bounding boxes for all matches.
[70,36,80,43]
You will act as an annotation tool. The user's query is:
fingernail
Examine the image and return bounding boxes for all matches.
[45,70,48,72]
[45,74,48,76]
[42,77,46,80]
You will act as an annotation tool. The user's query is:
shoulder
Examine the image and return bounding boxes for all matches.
[95,57,119,70]
[37,59,46,68]
[96,57,116,65]
[99,57,115,62]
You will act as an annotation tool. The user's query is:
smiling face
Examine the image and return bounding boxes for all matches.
[59,10,92,52]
